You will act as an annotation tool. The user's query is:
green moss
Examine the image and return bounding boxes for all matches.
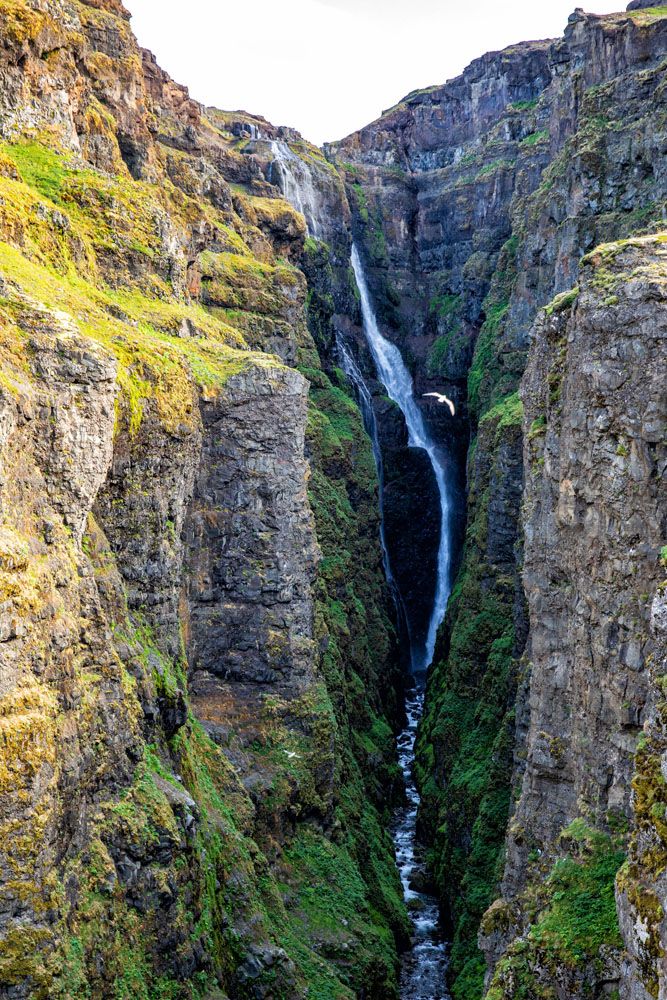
[486,822,625,998]
[427,331,456,377]
[480,391,524,435]
[510,98,539,112]
[532,822,625,959]
[351,182,370,224]
[520,130,549,148]
[528,415,547,440]
[467,302,509,419]
[476,159,515,180]
[429,291,460,321]
[544,286,579,317]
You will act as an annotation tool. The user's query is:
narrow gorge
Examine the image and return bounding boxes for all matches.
[0,1,665,999]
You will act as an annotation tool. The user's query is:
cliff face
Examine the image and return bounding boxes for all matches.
[482,236,666,1000]
[0,1,407,997]
[328,6,667,999]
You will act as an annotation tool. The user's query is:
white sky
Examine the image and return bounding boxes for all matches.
[129,0,620,146]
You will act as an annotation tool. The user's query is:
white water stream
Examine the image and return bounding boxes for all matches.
[269,141,322,237]
[269,136,453,992]
[395,685,450,999]
[351,245,453,998]
[350,246,452,673]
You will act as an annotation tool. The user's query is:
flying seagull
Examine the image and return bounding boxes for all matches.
[423,392,456,416]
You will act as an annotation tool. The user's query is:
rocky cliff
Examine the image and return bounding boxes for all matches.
[328,5,667,999]
[481,234,666,1000]
[0,1,666,999]
[0,1,408,997]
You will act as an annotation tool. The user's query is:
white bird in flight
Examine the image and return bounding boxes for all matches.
[423,392,456,416]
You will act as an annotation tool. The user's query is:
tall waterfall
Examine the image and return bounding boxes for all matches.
[269,141,321,237]
[350,244,453,673]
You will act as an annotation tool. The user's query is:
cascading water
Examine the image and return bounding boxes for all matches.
[336,337,403,603]
[268,122,455,985]
[350,245,452,673]
[350,244,454,999]
[269,140,321,237]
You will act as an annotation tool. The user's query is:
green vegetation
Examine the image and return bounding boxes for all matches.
[532,822,624,960]
[510,98,539,112]
[520,130,549,148]
[544,286,579,316]
[476,159,515,180]
[486,822,625,999]
[467,301,509,418]
[480,391,524,437]
[429,291,461,321]
[0,27,406,991]
[627,4,667,22]
[427,332,455,376]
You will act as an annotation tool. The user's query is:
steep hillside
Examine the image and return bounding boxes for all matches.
[0,1,666,999]
[0,1,408,997]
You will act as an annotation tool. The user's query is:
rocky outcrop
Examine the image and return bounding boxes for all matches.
[617,581,667,1000]
[478,236,666,999]
[186,365,318,694]
[1,1,666,998]
[0,1,407,996]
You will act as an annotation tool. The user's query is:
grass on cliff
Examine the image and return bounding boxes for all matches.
[0,240,259,434]
[486,821,625,1000]
[0,138,306,436]
[0,126,406,998]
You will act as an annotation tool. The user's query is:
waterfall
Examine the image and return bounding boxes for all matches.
[350,244,453,673]
[336,334,412,646]
[269,141,321,238]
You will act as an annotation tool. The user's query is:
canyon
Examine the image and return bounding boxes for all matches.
[0,1,665,999]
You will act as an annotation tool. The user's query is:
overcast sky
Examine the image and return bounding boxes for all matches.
[130,0,620,145]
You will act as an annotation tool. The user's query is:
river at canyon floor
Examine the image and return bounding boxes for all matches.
[394,680,451,999]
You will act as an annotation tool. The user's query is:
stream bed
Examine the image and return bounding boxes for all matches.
[394,682,450,999]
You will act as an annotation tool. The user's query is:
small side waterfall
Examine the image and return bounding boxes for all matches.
[269,141,321,237]
[336,335,413,651]
[350,244,454,999]
[336,336,395,590]
[350,245,453,673]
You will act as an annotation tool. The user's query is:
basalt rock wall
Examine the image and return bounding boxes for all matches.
[0,1,408,997]
[329,6,667,999]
